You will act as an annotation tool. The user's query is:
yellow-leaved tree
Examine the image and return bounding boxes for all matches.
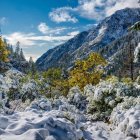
[0,37,9,62]
[69,52,107,90]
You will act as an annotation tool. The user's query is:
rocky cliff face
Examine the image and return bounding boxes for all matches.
[36,8,140,70]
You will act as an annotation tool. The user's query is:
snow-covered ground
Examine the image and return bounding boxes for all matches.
[0,96,139,140]
[0,69,140,140]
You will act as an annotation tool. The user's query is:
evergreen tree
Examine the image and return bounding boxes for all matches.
[3,38,8,46]
[127,22,140,80]
[20,48,25,61]
[6,44,13,58]
[10,45,14,54]
[29,56,36,73]
[14,41,20,59]
[29,56,34,64]
[42,68,62,85]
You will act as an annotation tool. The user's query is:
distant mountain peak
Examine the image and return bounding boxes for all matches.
[36,8,140,71]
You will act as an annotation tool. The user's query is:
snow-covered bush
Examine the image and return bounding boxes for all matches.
[28,98,52,111]
[9,99,31,112]
[85,76,140,121]
[110,97,140,139]
[21,80,40,102]
[0,69,42,114]
[67,86,87,111]
[84,84,95,97]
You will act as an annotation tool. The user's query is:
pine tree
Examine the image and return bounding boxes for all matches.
[14,41,20,59]
[136,49,140,62]
[129,44,134,81]
[10,45,14,54]
[29,56,34,64]
[127,22,140,80]
[20,48,25,61]
[29,56,36,73]
[3,38,8,46]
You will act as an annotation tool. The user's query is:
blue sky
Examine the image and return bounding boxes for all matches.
[0,0,139,60]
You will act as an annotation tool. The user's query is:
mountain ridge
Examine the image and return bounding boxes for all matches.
[36,8,140,70]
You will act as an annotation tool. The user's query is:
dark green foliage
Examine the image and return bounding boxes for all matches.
[19,49,26,61]
[42,68,62,84]
[28,57,37,74]
[7,87,21,100]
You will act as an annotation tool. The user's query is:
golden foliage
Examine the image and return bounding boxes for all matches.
[121,77,133,85]
[0,37,10,62]
[105,75,119,83]
[42,53,107,95]
[69,52,107,90]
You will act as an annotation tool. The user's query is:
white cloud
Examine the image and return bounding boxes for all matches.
[106,0,140,16]
[38,22,49,34]
[4,31,79,60]
[0,17,7,25]
[4,31,78,48]
[78,0,139,19]
[77,0,105,20]
[53,27,68,35]
[4,32,36,47]
[38,22,68,35]
[49,7,78,23]
[68,31,80,36]
[49,0,139,21]
[29,35,74,42]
